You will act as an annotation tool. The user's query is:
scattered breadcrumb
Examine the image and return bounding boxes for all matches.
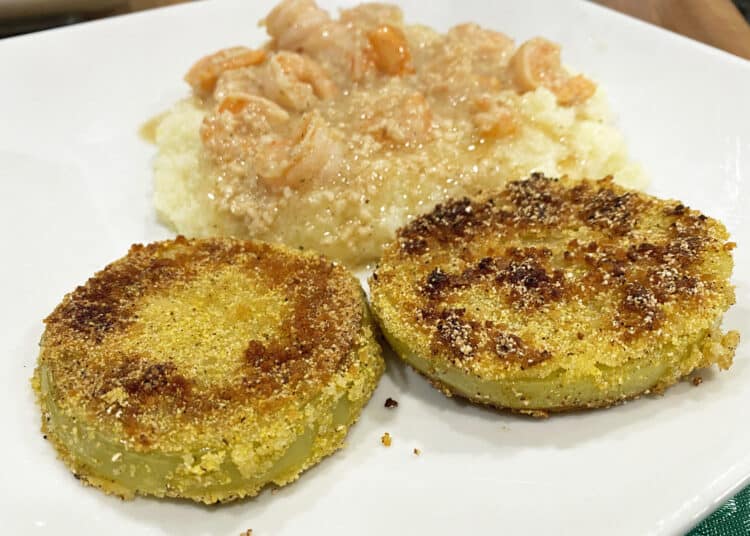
[240,530,252,536]
[384,397,399,408]
[381,432,392,447]
[413,448,421,456]
[692,376,703,386]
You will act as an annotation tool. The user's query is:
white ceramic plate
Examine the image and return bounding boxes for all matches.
[1,1,748,534]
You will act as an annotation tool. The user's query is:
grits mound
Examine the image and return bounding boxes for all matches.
[152,0,645,267]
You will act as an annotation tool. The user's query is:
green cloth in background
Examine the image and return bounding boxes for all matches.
[688,485,750,535]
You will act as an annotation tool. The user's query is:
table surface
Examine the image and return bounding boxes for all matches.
[3,0,750,58]
[123,0,750,60]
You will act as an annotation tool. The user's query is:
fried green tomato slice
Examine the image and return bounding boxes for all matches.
[33,236,384,503]
[370,175,739,415]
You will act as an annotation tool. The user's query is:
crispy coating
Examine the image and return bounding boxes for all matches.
[33,237,384,502]
[370,175,739,414]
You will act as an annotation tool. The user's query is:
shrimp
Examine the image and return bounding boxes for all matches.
[339,3,404,29]
[201,94,340,192]
[367,24,414,76]
[200,94,290,162]
[250,111,342,191]
[472,95,518,138]
[447,24,514,63]
[214,67,263,102]
[360,89,432,145]
[263,0,330,51]
[282,111,342,190]
[185,47,266,98]
[214,51,337,112]
[261,52,338,112]
[554,74,597,106]
[263,0,373,85]
[509,38,595,106]
[419,24,513,101]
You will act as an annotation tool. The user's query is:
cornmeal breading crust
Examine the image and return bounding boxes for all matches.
[33,237,384,502]
[370,175,739,413]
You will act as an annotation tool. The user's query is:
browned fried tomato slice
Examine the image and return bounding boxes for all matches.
[33,236,384,503]
[370,174,738,415]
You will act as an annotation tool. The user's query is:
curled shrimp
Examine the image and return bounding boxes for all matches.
[262,52,338,112]
[339,3,404,29]
[213,51,337,111]
[447,23,514,60]
[420,23,513,100]
[202,94,340,192]
[282,111,342,190]
[509,37,596,106]
[185,47,266,98]
[367,24,414,76]
[200,94,290,161]
[553,75,597,106]
[248,110,342,191]
[361,90,432,145]
[472,95,518,138]
[264,0,379,85]
[263,0,330,51]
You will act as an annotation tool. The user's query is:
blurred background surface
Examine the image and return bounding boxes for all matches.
[0,0,749,60]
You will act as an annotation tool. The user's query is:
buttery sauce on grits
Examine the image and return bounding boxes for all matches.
[153,0,644,266]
